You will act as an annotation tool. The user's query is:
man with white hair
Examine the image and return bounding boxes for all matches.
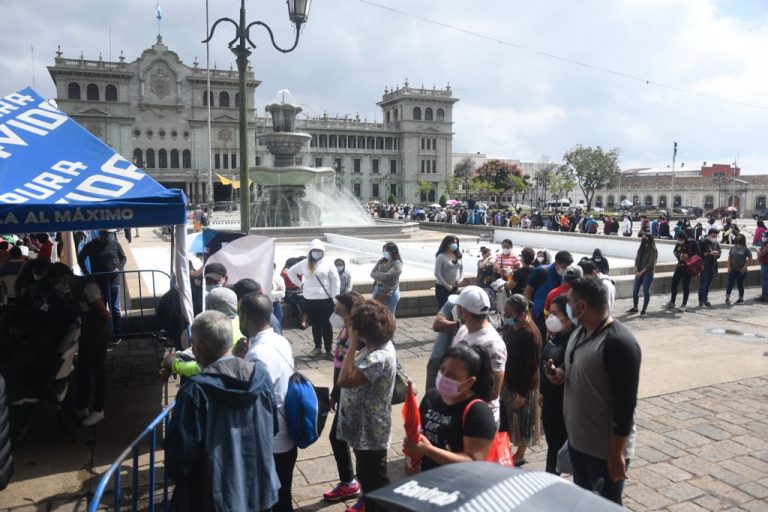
[164,310,280,511]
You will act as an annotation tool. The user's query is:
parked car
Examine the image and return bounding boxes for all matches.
[681,206,703,218]
[753,208,768,221]
[706,206,738,219]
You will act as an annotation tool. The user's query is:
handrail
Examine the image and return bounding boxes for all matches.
[89,401,176,512]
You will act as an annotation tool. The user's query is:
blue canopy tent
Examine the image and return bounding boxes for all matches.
[0,87,192,323]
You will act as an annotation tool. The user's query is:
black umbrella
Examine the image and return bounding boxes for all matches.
[367,462,623,512]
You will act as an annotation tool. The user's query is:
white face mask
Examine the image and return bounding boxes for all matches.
[556,266,568,277]
[502,248,512,255]
[537,256,545,263]
[545,314,563,333]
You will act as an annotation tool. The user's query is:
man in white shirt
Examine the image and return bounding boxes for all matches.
[449,286,507,426]
[622,215,633,237]
[578,260,616,312]
[240,293,296,512]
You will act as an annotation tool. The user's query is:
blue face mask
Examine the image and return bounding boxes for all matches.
[504,317,517,327]
[382,251,391,260]
[566,303,579,325]
[449,243,459,252]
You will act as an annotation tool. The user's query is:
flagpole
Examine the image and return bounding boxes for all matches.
[205,0,213,205]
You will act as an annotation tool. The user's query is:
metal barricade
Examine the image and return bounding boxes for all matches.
[89,401,175,512]
[88,270,172,338]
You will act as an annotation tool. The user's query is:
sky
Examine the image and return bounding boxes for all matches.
[1,0,767,173]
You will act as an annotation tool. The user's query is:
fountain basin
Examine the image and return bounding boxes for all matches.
[249,165,335,186]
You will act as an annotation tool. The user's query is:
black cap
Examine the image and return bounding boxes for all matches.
[204,262,228,280]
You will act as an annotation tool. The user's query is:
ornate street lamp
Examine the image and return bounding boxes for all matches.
[204,0,311,232]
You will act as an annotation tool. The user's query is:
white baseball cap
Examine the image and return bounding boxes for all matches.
[448,286,491,315]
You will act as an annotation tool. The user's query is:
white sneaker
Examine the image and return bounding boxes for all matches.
[75,408,89,420]
[82,410,105,426]
[678,305,687,313]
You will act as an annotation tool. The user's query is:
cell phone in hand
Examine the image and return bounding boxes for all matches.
[546,359,557,375]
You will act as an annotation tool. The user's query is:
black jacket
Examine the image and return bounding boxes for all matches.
[0,373,13,490]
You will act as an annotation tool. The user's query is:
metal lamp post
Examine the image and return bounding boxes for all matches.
[204,0,311,232]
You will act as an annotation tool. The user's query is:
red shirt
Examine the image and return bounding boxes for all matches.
[495,253,521,274]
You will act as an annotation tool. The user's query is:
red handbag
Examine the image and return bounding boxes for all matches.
[686,255,704,276]
[463,399,515,467]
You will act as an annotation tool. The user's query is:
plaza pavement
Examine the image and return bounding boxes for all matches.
[1,285,766,511]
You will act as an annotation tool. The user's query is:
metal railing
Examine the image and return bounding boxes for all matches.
[89,401,175,512]
[88,270,171,338]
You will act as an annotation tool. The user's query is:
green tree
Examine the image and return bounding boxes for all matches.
[549,170,576,202]
[417,178,432,203]
[453,157,476,200]
[388,193,397,205]
[561,145,621,211]
[444,175,460,197]
[438,194,447,207]
[475,159,523,193]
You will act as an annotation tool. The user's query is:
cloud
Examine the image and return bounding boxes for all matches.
[0,0,766,172]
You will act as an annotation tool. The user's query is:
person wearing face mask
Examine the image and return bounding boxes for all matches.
[532,249,551,268]
[590,248,610,275]
[288,240,341,358]
[240,293,297,512]
[47,262,110,426]
[404,344,496,474]
[475,247,494,286]
[335,258,354,295]
[448,286,506,426]
[697,228,721,308]
[524,250,573,336]
[547,277,641,505]
[203,262,228,292]
[501,294,542,466]
[434,235,463,309]
[663,232,699,312]
[425,295,461,392]
[628,234,658,317]
[543,265,583,318]
[540,295,572,474]
[493,239,521,278]
[370,242,403,316]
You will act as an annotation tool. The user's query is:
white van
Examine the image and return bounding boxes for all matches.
[545,199,571,210]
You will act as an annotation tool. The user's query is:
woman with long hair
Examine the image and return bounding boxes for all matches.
[501,294,542,466]
[540,294,572,474]
[628,234,658,316]
[434,235,463,309]
[370,241,403,316]
[404,344,496,473]
[753,220,766,248]
[323,291,366,503]
[287,240,341,358]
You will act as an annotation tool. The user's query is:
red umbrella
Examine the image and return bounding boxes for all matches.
[401,381,422,468]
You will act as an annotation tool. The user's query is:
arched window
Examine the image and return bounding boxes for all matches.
[182,149,191,168]
[68,83,81,100]
[86,84,99,101]
[105,84,118,102]
[607,195,615,207]
[219,91,230,107]
[145,149,156,168]
[385,111,391,123]
[425,107,433,121]
[413,107,422,120]
[644,195,653,206]
[436,108,445,122]
[235,93,241,108]
[659,195,667,208]
[170,149,180,168]
[704,195,714,209]
[755,196,766,210]
[428,189,436,202]
[132,148,143,168]
[203,90,213,106]
[158,149,168,168]
[632,195,640,205]
[595,195,603,207]
[673,195,682,207]
[394,109,399,122]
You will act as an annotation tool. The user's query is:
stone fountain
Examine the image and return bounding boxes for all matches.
[250,100,349,227]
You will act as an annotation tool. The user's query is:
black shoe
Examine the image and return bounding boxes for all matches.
[639,310,647,317]
[704,302,713,308]
[111,337,122,345]
[736,298,744,304]
[627,307,639,313]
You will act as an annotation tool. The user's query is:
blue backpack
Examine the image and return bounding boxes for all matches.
[284,372,329,449]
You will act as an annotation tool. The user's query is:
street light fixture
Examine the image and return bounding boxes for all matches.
[204,0,311,232]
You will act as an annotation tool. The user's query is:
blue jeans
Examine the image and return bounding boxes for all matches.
[96,272,121,336]
[568,445,628,505]
[372,285,400,317]
[762,264,768,297]
[272,300,284,326]
[726,270,746,299]
[632,272,654,312]
[698,268,716,304]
